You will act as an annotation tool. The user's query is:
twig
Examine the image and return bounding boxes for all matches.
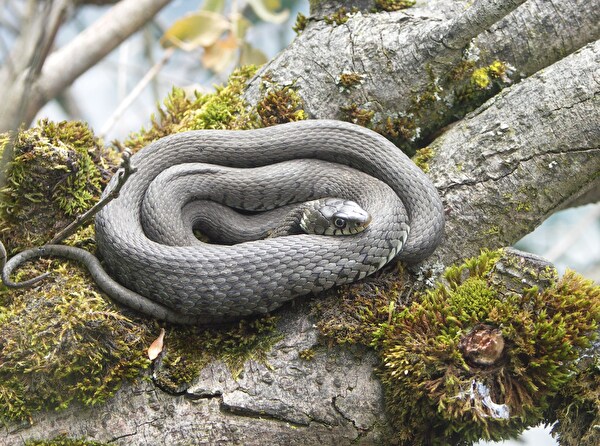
[99,47,175,138]
[49,150,137,244]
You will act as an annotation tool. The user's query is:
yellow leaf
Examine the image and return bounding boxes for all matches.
[202,32,240,73]
[147,328,165,360]
[161,11,230,51]
[202,0,226,13]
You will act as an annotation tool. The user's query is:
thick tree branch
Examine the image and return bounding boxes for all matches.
[428,40,600,264]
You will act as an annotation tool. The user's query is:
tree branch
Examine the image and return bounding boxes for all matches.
[428,39,600,264]
[30,0,172,124]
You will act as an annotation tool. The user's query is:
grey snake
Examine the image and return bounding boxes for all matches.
[1,120,444,324]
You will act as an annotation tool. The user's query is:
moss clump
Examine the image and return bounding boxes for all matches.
[0,120,117,250]
[548,357,600,446]
[341,103,375,127]
[377,251,600,445]
[0,261,151,422]
[324,7,358,26]
[299,348,316,361]
[293,12,308,34]
[313,264,411,346]
[412,147,435,173]
[256,84,307,127]
[125,65,260,152]
[375,0,416,12]
[338,72,364,91]
[375,115,418,148]
[154,316,282,392]
[25,435,110,446]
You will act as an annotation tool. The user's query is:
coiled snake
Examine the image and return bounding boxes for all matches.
[1,120,444,324]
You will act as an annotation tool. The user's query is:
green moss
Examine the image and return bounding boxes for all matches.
[375,0,416,12]
[256,83,307,127]
[299,348,316,361]
[338,72,364,91]
[25,435,111,446]
[548,357,600,446]
[0,120,117,250]
[412,147,435,173]
[377,251,600,445]
[372,59,512,156]
[125,65,260,152]
[0,259,152,422]
[341,103,375,127]
[293,12,308,34]
[324,7,358,25]
[154,316,282,391]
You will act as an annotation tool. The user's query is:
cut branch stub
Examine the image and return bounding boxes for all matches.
[459,324,506,367]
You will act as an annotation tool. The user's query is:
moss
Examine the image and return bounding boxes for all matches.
[154,316,282,391]
[299,348,316,361]
[0,120,117,251]
[341,103,375,127]
[125,65,260,152]
[323,7,358,26]
[548,356,600,446]
[0,258,152,422]
[312,264,411,347]
[338,72,364,91]
[372,59,512,156]
[412,147,435,173]
[375,0,416,12]
[256,83,307,127]
[25,435,111,446]
[293,12,308,34]
[377,251,600,445]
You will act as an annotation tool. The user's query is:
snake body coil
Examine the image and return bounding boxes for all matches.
[2,120,444,324]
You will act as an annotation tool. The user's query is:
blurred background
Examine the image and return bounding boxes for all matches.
[1,1,598,444]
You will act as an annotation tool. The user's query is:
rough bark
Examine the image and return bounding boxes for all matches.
[2,0,599,444]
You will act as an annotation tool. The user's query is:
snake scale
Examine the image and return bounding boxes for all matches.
[1,120,444,324]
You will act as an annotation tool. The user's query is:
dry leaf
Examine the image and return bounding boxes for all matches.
[202,32,239,73]
[147,328,166,360]
[161,11,230,51]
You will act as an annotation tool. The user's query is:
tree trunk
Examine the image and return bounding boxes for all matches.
[2,0,599,444]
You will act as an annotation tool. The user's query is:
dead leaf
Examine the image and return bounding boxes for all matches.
[202,32,239,73]
[147,328,166,360]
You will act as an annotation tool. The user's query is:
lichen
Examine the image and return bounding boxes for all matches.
[154,316,282,392]
[299,348,316,361]
[375,0,416,12]
[372,59,512,156]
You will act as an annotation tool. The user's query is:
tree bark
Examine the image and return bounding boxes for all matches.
[2,0,599,444]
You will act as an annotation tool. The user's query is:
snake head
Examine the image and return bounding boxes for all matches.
[300,198,372,236]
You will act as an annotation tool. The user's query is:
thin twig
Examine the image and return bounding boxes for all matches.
[99,47,175,139]
[49,150,137,244]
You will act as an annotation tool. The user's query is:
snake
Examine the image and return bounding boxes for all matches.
[1,120,444,325]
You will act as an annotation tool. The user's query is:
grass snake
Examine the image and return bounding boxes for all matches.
[1,120,444,324]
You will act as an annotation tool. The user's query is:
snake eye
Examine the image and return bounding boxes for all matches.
[333,217,347,229]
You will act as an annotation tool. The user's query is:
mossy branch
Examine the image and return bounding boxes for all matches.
[49,150,136,245]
